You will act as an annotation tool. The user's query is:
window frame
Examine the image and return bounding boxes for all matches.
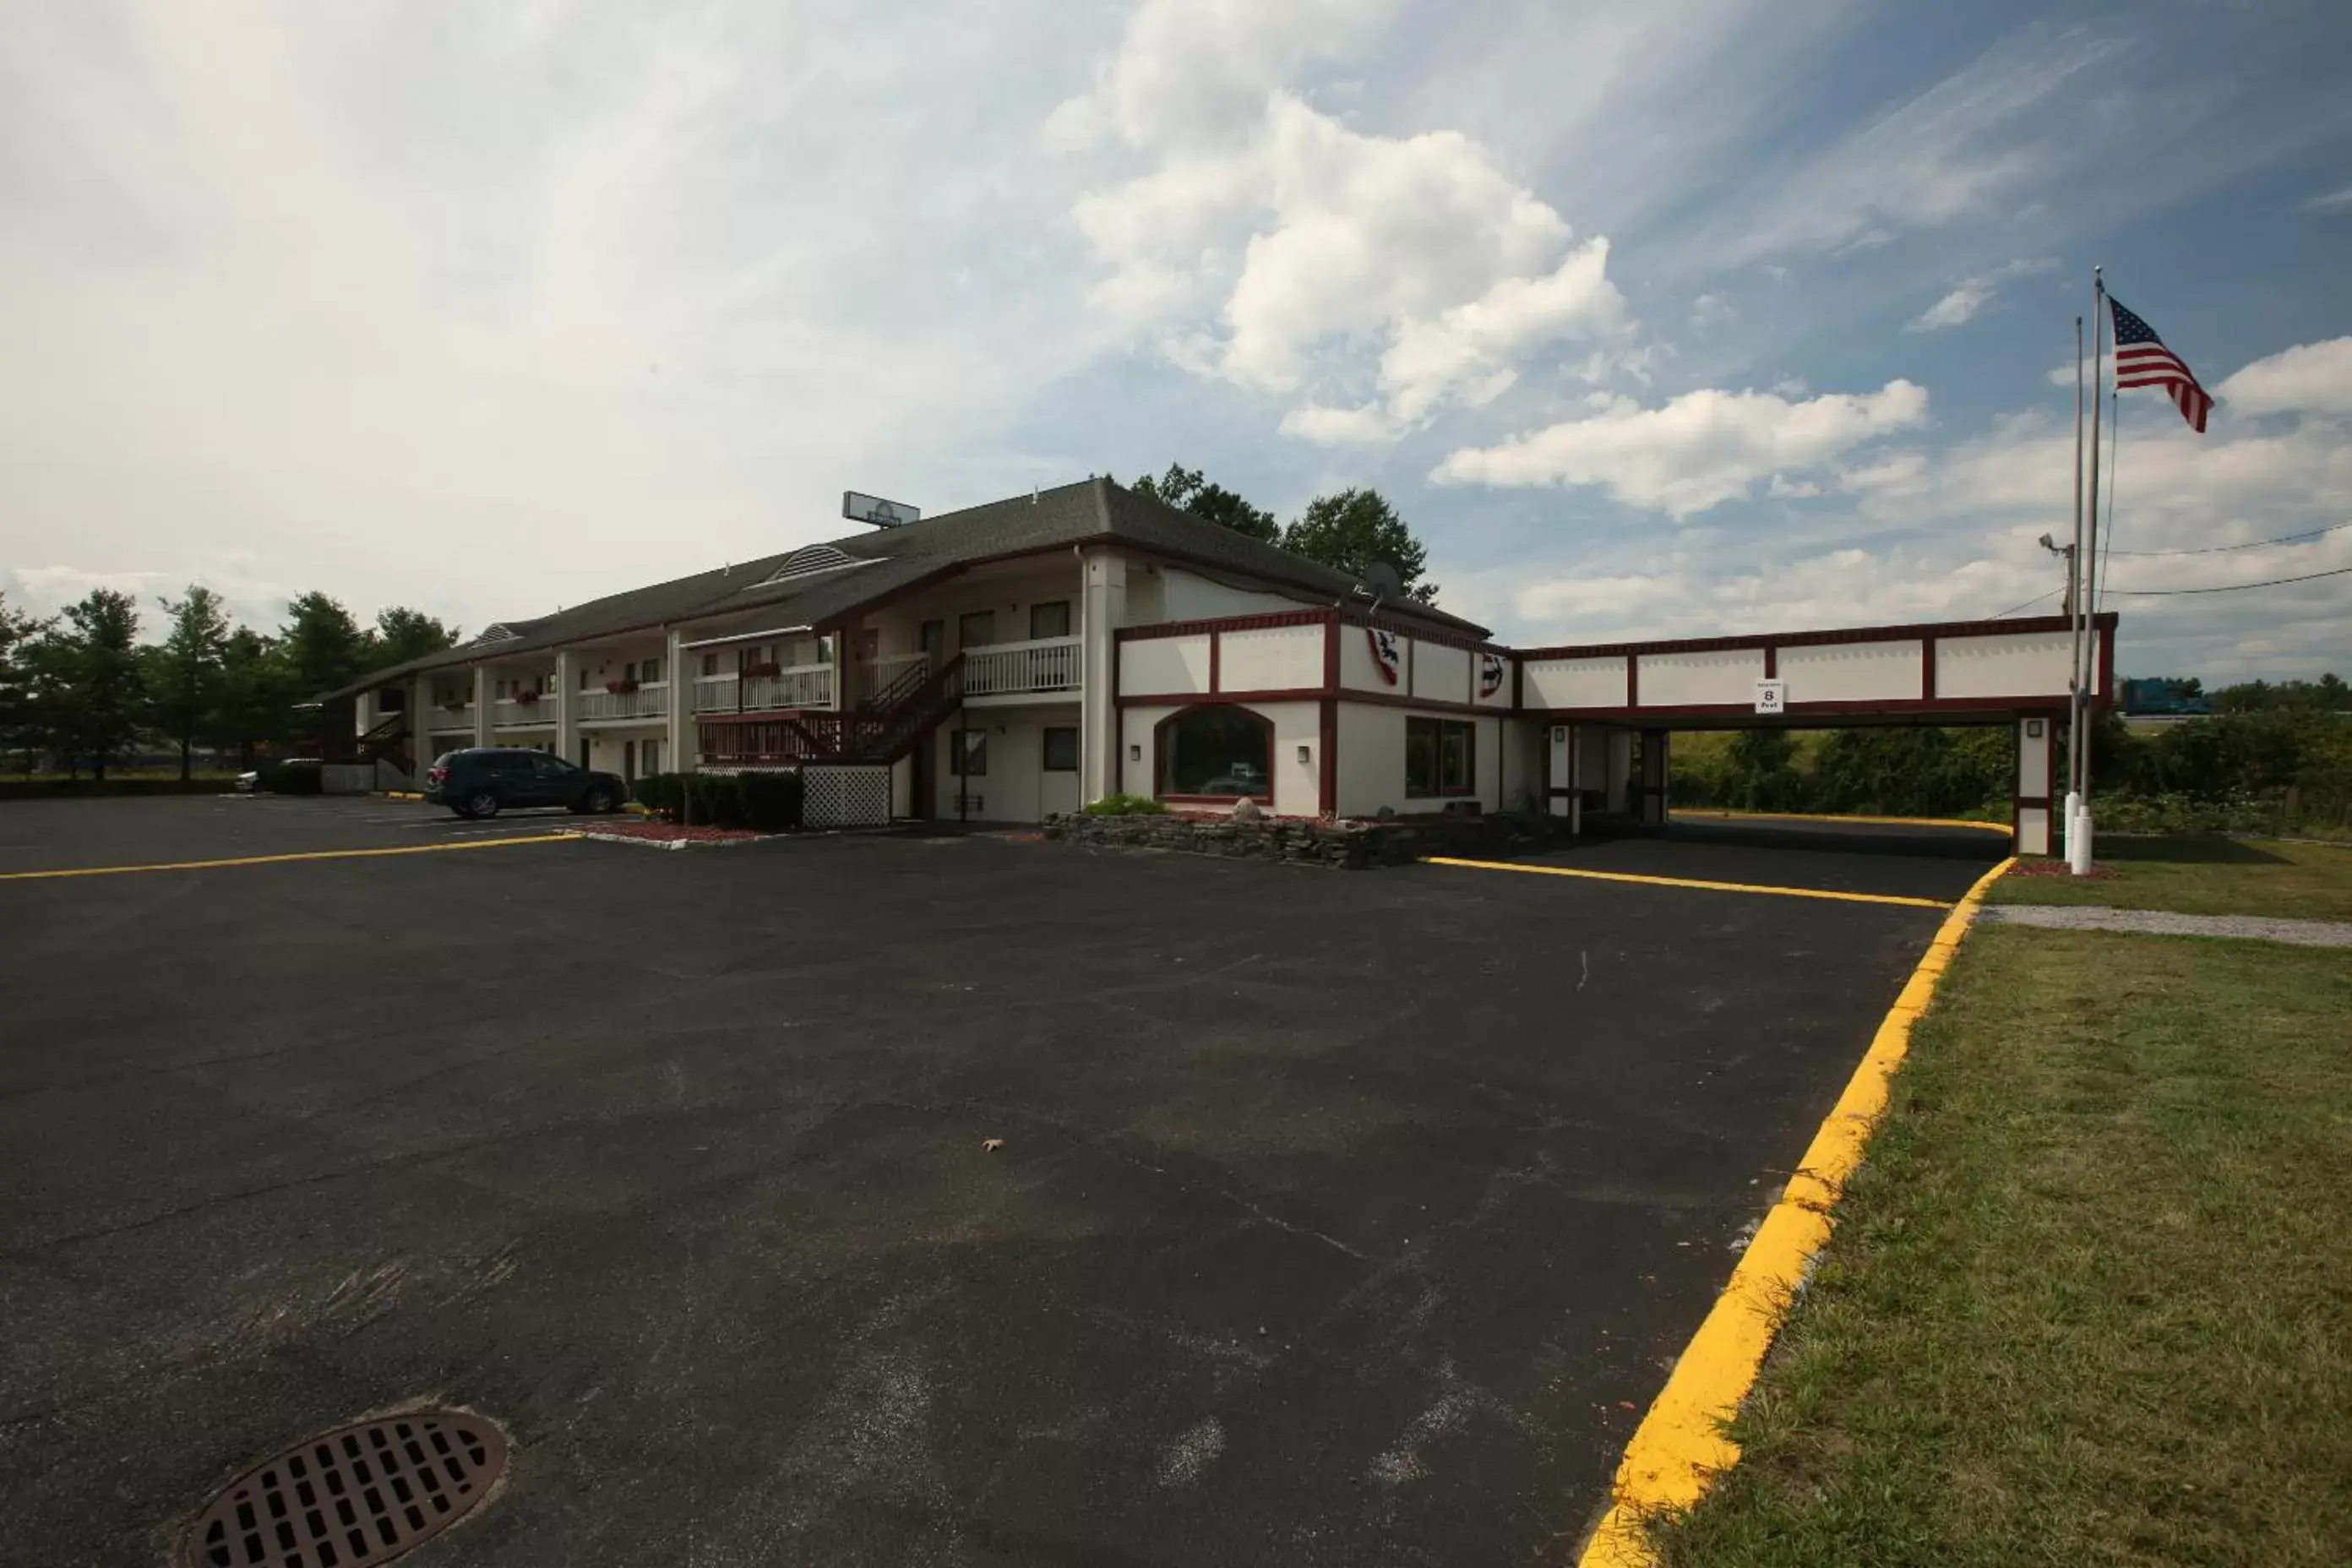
[1153,704,1276,803]
[1029,600,1072,640]
[949,727,988,777]
[1405,716,1478,798]
[1042,725,1080,772]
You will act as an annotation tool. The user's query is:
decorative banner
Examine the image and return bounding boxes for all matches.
[1478,651,1506,699]
[1366,626,1402,685]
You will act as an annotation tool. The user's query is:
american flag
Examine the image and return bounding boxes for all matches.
[2109,295,2212,433]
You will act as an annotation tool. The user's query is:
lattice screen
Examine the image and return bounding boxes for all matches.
[801,765,892,829]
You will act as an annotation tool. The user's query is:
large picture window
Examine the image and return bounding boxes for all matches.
[1158,705,1273,799]
[1406,716,1476,797]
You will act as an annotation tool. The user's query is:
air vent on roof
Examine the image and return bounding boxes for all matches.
[749,545,873,589]
[471,623,522,645]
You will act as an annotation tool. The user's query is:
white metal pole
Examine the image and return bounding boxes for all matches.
[2066,313,2085,856]
[2073,270,2105,874]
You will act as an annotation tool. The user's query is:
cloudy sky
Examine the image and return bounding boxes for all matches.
[4,0,2349,679]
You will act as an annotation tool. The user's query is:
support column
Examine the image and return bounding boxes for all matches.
[555,650,579,767]
[412,674,435,781]
[664,629,692,776]
[1079,550,1127,805]
[472,667,493,748]
[1639,729,1670,828]
[2013,714,2054,857]
[1604,730,1632,815]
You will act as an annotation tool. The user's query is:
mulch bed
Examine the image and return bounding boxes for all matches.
[570,819,769,846]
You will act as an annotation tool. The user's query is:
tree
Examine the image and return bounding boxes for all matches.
[151,585,231,780]
[214,627,291,769]
[1282,487,1438,604]
[373,606,461,670]
[46,589,146,779]
[0,591,45,772]
[279,591,373,699]
[1132,463,1281,544]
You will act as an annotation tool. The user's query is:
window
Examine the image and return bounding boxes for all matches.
[1043,726,1079,772]
[919,619,945,659]
[1406,716,1476,797]
[532,754,575,779]
[957,610,996,651]
[642,656,662,683]
[1157,705,1272,798]
[950,728,988,776]
[1030,601,1071,640]
[700,652,720,678]
[579,664,591,689]
[642,739,662,776]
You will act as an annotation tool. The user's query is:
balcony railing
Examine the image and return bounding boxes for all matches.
[493,697,555,727]
[425,705,476,732]
[693,663,836,716]
[576,683,669,722]
[963,635,1081,698]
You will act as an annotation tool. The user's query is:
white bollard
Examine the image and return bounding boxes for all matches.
[2069,807,2094,875]
[2062,789,2080,860]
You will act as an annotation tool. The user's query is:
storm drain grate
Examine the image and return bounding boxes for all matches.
[188,1411,509,1568]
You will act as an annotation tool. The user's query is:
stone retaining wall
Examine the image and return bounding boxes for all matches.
[1041,810,1574,868]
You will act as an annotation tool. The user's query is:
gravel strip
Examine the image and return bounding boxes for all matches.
[1979,904,2352,947]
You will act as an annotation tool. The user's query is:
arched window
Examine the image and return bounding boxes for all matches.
[1157,705,1274,801]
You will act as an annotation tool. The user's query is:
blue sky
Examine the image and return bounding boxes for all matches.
[3,0,2348,679]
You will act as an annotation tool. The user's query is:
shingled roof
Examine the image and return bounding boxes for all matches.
[335,477,1484,697]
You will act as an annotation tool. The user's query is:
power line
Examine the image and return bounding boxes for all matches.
[1989,587,2062,618]
[2105,520,2352,557]
[2108,564,2352,596]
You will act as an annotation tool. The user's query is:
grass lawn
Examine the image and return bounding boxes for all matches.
[1642,927,2352,1567]
[1995,836,2352,922]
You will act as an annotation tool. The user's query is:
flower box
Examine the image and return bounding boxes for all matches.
[741,662,781,678]
[605,678,640,695]
[512,689,541,705]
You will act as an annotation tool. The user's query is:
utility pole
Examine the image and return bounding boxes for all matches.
[2073,270,2105,875]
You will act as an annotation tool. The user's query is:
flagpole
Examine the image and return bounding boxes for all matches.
[2073,268,2104,875]
[2066,313,2085,857]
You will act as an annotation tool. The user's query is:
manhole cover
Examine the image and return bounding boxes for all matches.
[188,1410,509,1568]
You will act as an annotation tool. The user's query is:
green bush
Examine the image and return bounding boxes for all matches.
[631,773,684,815]
[1081,792,1168,816]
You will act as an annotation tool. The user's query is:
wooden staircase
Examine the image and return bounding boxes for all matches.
[700,655,966,769]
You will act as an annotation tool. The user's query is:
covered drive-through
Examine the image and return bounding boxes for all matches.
[1519,612,2116,858]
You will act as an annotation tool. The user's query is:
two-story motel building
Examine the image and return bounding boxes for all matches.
[333,477,2111,856]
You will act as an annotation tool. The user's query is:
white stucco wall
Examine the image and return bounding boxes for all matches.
[1639,648,1764,706]
[932,709,1082,822]
[1159,567,1302,622]
[1121,635,1211,696]
[1780,640,1923,704]
[1333,703,1503,819]
[1119,700,1320,817]
[1936,629,2088,700]
[1411,641,1470,703]
[1523,656,1628,710]
[1219,623,1323,692]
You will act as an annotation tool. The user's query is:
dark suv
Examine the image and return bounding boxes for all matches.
[424,748,627,819]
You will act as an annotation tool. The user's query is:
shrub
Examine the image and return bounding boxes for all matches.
[734,770,803,831]
[256,760,323,796]
[632,773,684,815]
[1081,792,1168,817]
[630,770,802,830]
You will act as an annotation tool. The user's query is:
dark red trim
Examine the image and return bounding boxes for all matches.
[1152,705,1276,806]
[1920,636,1937,700]
[1118,687,1328,709]
[1530,695,2073,721]
[2017,795,2052,808]
[2096,618,2115,710]
[1335,608,1513,657]
[1322,609,1341,690]
[1337,689,1495,718]
[1762,645,1778,678]
[1117,609,1329,641]
[1207,629,1222,694]
[1517,611,2119,662]
[1626,654,1640,708]
[1318,699,1337,816]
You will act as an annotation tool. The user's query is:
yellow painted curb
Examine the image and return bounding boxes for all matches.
[1423,856,1954,912]
[0,834,576,882]
[1673,807,2012,836]
[373,791,426,801]
[1575,854,2017,1567]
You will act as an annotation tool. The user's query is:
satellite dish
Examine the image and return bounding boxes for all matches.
[1362,561,1405,604]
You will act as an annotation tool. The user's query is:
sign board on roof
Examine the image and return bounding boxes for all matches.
[843,492,920,528]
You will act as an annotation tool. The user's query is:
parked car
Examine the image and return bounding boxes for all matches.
[423,748,626,819]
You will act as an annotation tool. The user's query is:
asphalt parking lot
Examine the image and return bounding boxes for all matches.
[0,799,1986,1565]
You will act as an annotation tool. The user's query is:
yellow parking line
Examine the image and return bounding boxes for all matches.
[1422,855,1953,910]
[1673,807,2012,835]
[1576,854,2017,1566]
[0,834,576,882]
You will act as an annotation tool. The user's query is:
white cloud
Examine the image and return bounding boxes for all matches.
[1429,380,1930,517]
[1907,257,2056,332]
[2215,336,2352,418]
[2302,183,2352,214]
[1056,13,1633,441]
